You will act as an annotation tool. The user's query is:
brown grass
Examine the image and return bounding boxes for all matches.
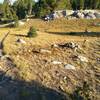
[0,18,100,98]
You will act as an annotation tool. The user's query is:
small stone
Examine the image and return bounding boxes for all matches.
[51,60,62,65]
[59,85,65,91]
[0,55,11,60]
[78,56,88,62]
[64,64,76,70]
[64,76,67,80]
[19,21,25,26]
[16,39,26,44]
[58,42,79,49]
[51,44,59,48]
[40,49,51,54]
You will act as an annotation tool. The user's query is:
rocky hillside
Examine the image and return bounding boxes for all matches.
[0,38,100,100]
[0,18,100,100]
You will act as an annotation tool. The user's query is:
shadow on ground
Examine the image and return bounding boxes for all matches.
[0,69,89,100]
[48,32,100,37]
[11,34,27,37]
[0,70,70,100]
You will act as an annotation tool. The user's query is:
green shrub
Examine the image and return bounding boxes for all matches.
[27,26,37,37]
[14,16,19,27]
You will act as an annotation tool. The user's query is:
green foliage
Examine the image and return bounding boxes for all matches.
[2,0,13,19]
[27,26,37,37]
[35,0,72,17]
[0,0,100,20]
[13,15,19,27]
[71,0,78,10]
[56,0,71,10]
[79,0,84,9]
[13,0,35,19]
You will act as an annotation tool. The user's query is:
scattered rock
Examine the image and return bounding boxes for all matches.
[85,12,96,19]
[40,49,51,54]
[94,13,100,18]
[16,39,26,44]
[71,55,79,61]
[0,55,11,61]
[19,21,25,26]
[78,56,88,62]
[51,60,62,65]
[51,44,59,48]
[45,10,100,20]
[77,12,84,19]
[32,49,40,53]
[64,64,76,70]
[58,42,79,49]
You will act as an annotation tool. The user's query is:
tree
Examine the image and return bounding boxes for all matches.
[79,0,84,9]
[13,0,35,19]
[71,0,78,10]
[2,0,13,19]
[56,0,71,10]
[34,0,51,17]
[91,0,100,9]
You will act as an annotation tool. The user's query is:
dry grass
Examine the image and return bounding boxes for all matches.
[0,18,99,54]
[0,18,100,99]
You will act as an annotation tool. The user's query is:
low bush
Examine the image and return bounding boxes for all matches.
[27,26,37,37]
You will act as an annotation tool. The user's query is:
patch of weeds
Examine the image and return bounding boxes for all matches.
[27,26,37,37]
[71,81,95,100]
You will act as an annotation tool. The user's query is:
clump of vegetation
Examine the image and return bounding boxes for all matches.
[27,26,37,37]
[72,81,95,100]
[13,15,19,27]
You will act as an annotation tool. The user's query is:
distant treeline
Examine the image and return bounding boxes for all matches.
[0,0,100,20]
[35,0,100,17]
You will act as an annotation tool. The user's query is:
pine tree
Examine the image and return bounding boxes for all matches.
[93,0,100,9]
[2,0,13,19]
[56,0,71,10]
[79,0,84,9]
[72,0,78,10]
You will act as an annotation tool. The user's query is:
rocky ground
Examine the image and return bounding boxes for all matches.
[0,38,100,100]
[0,18,100,100]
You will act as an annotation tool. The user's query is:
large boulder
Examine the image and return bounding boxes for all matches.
[83,11,96,19]
[71,11,78,17]
[94,12,100,18]
[77,12,84,19]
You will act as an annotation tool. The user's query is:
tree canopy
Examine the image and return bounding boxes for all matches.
[0,0,99,19]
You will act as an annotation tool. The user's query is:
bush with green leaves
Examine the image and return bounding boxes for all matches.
[27,26,37,37]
